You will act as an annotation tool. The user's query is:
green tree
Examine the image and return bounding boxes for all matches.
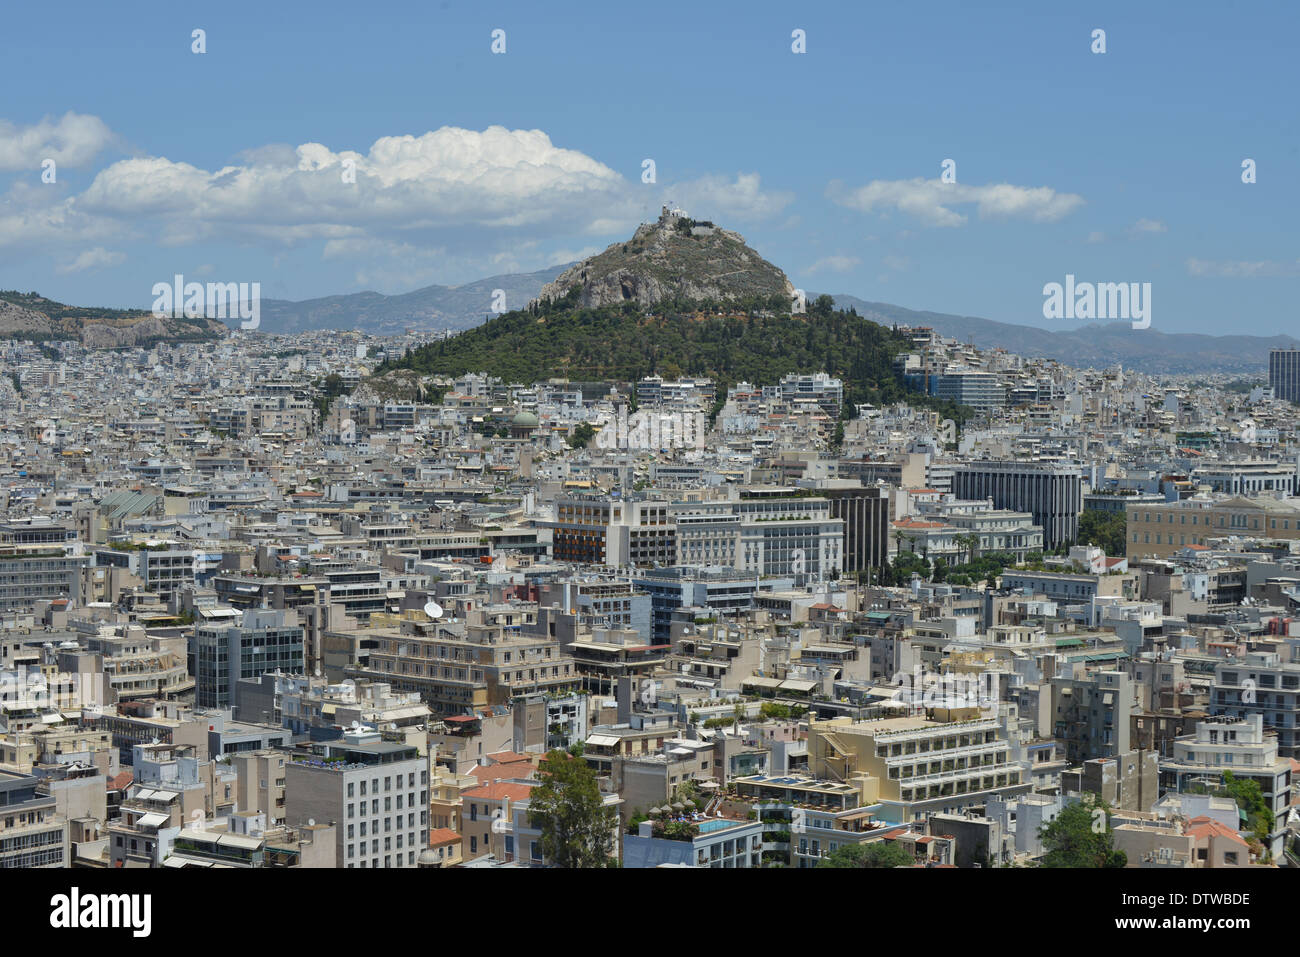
[528,750,618,868]
[1039,801,1127,868]
[1075,509,1127,557]
[1221,771,1272,847]
[818,841,914,868]
[567,422,596,449]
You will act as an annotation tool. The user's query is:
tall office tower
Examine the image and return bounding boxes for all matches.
[952,461,1084,549]
[810,481,891,574]
[1269,348,1300,403]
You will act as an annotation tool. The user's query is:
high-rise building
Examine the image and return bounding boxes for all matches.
[195,609,305,710]
[805,480,891,574]
[1269,348,1300,403]
[952,461,1084,549]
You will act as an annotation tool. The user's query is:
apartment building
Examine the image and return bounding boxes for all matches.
[1160,714,1292,858]
[350,605,577,716]
[1049,671,1134,763]
[0,770,67,868]
[0,543,92,611]
[624,815,763,868]
[284,728,431,869]
[1213,649,1300,757]
[234,749,289,826]
[806,714,1030,822]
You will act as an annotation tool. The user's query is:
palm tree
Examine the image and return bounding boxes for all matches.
[954,533,980,566]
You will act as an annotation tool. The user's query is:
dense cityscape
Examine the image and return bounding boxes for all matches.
[4,0,1292,939]
[2,309,1300,881]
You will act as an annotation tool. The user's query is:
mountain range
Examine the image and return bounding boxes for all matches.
[244,263,1286,376]
[254,266,573,336]
[823,296,1291,377]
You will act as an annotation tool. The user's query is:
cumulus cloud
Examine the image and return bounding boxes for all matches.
[0,124,792,281]
[806,255,860,274]
[1186,258,1300,278]
[0,112,116,171]
[827,177,1084,227]
[55,246,125,274]
[669,173,794,223]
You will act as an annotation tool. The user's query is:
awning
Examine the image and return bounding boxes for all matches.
[133,788,158,801]
[137,812,169,829]
[217,834,262,850]
[152,790,179,803]
[779,679,818,693]
[586,734,620,747]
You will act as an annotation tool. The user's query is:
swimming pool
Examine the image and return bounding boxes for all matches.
[697,818,739,833]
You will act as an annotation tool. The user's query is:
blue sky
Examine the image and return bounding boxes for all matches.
[1,0,1296,336]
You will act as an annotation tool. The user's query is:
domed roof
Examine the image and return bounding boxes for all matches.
[511,411,539,427]
[418,848,442,866]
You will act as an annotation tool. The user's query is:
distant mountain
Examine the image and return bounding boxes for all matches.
[249,265,574,336]
[0,290,226,348]
[534,206,794,310]
[821,295,1289,376]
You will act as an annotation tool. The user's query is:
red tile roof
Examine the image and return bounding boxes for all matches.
[463,780,535,802]
[428,828,461,847]
[1186,816,1249,848]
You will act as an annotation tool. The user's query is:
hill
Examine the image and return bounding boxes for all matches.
[534,206,794,310]
[823,295,1287,375]
[378,294,966,423]
[378,213,967,420]
[0,290,226,348]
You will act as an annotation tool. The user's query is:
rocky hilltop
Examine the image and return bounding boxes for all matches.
[534,206,795,310]
[0,291,227,348]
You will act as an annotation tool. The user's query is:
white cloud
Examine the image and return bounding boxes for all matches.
[1130,218,1167,235]
[1187,258,1300,278]
[806,255,860,274]
[1087,231,1106,244]
[0,125,792,280]
[55,246,125,274]
[0,112,116,171]
[668,173,794,223]
[828,177,1084,227]
[882,254,909,272]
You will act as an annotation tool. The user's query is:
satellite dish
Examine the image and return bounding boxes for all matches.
[424,600,444,619]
